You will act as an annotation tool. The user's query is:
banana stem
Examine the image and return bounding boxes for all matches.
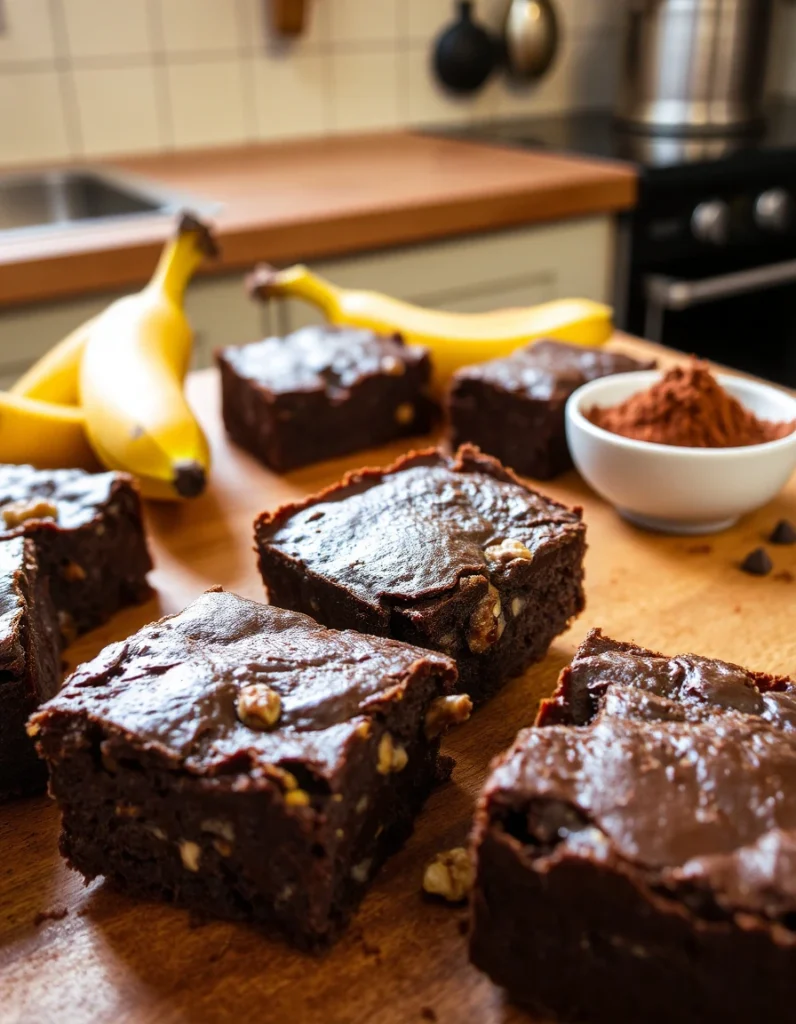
[249,265,341,317]
[149,228,208,304]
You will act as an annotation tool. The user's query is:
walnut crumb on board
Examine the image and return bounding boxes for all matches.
[422,847,474,903]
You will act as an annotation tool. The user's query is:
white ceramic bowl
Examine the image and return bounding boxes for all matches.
[565,370,796,534]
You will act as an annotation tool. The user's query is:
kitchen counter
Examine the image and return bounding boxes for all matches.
[0,132,636,308]
[1,335,794,1024]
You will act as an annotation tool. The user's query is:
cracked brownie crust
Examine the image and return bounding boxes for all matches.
[255,445,586,703]
[0,536,60,800]
[0,464,153,635]
[448,341,655,479]
[470,629,796,1023]
[32,589,459,948]
[217,326,437,472]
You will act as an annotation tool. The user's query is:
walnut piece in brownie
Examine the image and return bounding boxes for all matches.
[216,326,437,473]
[470,628,796,1024]
[0,464,153,636]
[31,589,461,948]
[0,536,60,800]
[255,445,586,704]
[448,340,656,479]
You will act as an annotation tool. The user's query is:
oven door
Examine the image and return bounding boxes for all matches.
[641,259,796,386]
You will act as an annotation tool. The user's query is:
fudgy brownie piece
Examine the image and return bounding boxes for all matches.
[0,464,152,636]
[470,629,796,1024]
[31,589,464,948]
[255,445,586,704]
[216,325,437,472]
[0,536,60,800]
[448,341,656,479]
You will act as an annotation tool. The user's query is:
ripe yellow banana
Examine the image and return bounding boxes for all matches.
[247,264,613,385]
[10,316,96,405]
[79,214,217,501]
[0,392,97,469]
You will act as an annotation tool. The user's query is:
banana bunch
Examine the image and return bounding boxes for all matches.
[247,264,613,386]
[4,214,217,500]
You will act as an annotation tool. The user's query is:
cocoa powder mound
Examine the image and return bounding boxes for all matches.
[587,361,796,448]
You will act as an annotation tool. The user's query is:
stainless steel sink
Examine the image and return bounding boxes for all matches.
[0,168,218,238]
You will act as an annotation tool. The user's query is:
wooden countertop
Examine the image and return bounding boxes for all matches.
[0,132,636,308]
[1,337,795,1022]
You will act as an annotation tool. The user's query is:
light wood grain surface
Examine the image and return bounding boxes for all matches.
[1,337,794,1024]
[0,132,636,308]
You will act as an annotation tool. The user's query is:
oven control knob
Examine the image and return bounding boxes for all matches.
[691,200,730,245]
[754,188,792,233]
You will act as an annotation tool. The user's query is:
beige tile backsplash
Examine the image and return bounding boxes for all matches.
[0,0,793,168]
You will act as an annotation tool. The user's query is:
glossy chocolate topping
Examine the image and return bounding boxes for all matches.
[0,464,128,534]
[453,340,654,401]
[220,326,426,397]
[38,589,456,777]
[0,536,27,673]
[258,446,583,604]
[489,630,796,924]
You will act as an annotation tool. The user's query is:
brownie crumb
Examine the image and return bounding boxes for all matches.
[740,548,773,576]
[420,1009,438,1022]
[774,570,795,583]
[770,519,796,545]
[686,543,713,554]
[33,906,68,926]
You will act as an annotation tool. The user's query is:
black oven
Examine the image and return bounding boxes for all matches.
[617,160,796,387]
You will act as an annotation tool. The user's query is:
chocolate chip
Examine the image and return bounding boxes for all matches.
[770,520,796,545]
[740,548,773,576]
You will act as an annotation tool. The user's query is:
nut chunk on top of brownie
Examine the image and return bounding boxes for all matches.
[0,536,60,800]
[470,628,796,1024]
[216,325,437,473]
[447,340,656,479]
[255,445,586,704]
[31,589,463,948]
[0,464,152,636]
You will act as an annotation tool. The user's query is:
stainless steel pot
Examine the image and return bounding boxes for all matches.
[617,0,775,135]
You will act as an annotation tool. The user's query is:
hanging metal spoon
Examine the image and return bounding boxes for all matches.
[504,0,559,81]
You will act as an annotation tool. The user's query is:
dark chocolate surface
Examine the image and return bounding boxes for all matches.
[258,447,583,606]
[0,464,121,534]
[41,588,456,777]
[491,630,796,924]
[0,536,27,672]
[452,340,655,399]
[220,326,426,397]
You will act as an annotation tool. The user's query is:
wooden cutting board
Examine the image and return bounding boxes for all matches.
[1,337,795,1024]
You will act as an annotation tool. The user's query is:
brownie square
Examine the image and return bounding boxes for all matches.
[216,325,437,472]
[470,629,796,1023]
[0,536,60,800]
[31,589,463,948]
[447,340,656,479]
[255,445,586,704]
[0,464,153,637]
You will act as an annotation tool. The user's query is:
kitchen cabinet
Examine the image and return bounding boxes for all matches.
[0,215,613,389]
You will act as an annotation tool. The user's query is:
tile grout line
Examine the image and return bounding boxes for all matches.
[234,0,259,142]
[147,0,175,152]
[47,0,84,160]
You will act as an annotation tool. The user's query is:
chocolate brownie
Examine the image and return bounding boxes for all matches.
[0,536,60,800]
[31,589,465,948]
[216,326,437,472]
[0,464,153,636]
[448,341,656,479]
[470,628,796,1023]
[255,445,586,704]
